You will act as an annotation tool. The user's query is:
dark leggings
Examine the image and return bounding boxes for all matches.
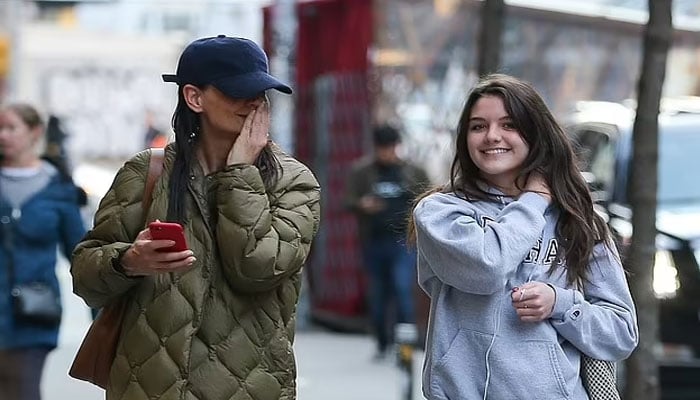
[0,348,50,400]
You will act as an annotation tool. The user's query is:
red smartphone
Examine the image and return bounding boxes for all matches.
[148,221,188,252]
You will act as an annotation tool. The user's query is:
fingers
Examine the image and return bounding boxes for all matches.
[122,241,196,277]
[227,102,269,165]
[241,108,256,137]
[148,254,196,273]
[158,256,197,273]
[511,282,556,322]
[523,172,552,201]
[251,101,270,145]
[135,227,152,241]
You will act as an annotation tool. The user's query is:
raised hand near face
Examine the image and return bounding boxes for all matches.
[523,172,552,203]
[227,98,271,166]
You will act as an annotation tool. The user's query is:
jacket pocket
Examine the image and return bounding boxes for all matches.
[488,339,571,399]
[431,329,570,399]
[430,329,493,399]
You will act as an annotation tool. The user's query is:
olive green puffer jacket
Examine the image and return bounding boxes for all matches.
[71,144,321,400]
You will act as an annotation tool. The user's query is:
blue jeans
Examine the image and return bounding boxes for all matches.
[362,236,416,352]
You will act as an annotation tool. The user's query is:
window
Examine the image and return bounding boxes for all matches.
[573,129,615,192]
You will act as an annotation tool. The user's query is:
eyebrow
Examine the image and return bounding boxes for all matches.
[468,116,511,122]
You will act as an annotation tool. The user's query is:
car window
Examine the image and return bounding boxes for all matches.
[573,129,615,190]
[659,128,700,204]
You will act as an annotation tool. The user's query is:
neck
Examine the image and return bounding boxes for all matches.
[195,135,235,175]
[480,175,522,197]
[1,153,41,169]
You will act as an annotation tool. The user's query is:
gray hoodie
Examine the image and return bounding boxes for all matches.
[413,191,638,400]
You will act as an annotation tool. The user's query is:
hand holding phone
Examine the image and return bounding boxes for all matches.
[148,221,189,252]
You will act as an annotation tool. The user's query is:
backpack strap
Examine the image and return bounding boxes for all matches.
[143,148,165,213]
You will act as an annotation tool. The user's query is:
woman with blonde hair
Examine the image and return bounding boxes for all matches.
[0,103,85,400]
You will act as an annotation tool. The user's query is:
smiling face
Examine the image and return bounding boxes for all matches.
[466,95,529,190]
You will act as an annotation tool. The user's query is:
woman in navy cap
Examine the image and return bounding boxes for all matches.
[71,36,320,400]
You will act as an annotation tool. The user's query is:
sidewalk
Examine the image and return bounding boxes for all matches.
[45,329,424,400]
[295,329,424,400]
[43,262,426,400]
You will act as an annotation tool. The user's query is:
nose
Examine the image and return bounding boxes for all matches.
[484,124,502,143]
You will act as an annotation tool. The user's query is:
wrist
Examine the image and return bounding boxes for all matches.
[113,248,133,276]
[546,283,557,318]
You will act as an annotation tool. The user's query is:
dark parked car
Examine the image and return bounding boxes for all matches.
[567,100,700,399]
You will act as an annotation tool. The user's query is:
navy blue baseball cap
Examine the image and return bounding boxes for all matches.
[162,35,292,98]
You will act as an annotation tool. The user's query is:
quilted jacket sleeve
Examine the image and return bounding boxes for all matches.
[70,151,150,308]
[214,156,321,294]
[58,184,88,261]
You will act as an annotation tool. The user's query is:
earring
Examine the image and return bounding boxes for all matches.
[188,126,199,144]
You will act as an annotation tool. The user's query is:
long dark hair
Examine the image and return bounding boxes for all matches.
[167,86,281,223]
[408,74,610,286]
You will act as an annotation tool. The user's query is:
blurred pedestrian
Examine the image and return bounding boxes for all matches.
[43,115,88,208]
[142,109,167,149]
[44,115,70,172]
[0,103,86,400]
[70,35,321,399]
[409,74,638,399]
[345,124,430,360]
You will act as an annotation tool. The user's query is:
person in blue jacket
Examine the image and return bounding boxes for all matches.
[0,103,86,400]
[408,74,638,400]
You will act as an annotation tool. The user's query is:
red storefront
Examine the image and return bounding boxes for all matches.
[264,0,374,330]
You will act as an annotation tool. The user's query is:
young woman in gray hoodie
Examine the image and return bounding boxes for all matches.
[409,74,638,400]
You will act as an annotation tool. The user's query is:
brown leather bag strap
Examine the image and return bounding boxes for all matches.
[143,148,165,213]
[68,147,167,390]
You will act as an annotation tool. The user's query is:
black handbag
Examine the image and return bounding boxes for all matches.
[2,207,62,327]
[578,281,621,399]
[11,281,62,326]
[581,354,620,400]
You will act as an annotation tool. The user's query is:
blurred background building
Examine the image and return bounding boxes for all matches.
[0,0,270,159]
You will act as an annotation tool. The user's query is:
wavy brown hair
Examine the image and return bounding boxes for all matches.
[408,74,611,286]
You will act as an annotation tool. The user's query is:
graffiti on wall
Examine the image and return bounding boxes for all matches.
[40,65,174,159]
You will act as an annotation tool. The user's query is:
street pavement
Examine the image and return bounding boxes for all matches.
[42,258,426,400]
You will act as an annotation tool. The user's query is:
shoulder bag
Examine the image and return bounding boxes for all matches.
[68,148,164,389]
[581,354,620,400]
[1,185,62,327]
[578,278,622,400]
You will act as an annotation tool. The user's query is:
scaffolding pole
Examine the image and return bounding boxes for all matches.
[270,0,296,153]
